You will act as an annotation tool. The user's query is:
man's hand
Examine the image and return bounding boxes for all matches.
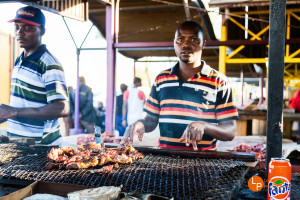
[121,121,145,145]
[179,121,206,150]
[0,104,18,120]
[121,119,127,127]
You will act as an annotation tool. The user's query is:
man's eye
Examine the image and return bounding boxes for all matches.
[24,26,34,32]
[177,38,183,42]
[191,38,198,42]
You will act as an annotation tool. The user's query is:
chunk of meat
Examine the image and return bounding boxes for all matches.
[46,143,143,170]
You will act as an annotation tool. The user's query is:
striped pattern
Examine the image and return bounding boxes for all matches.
[7,45,68,144]
[144,62,239,150]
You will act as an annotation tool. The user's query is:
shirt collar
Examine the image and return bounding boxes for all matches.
[21,44,47,61]
[200,60,212,77]
[171,60,212,78]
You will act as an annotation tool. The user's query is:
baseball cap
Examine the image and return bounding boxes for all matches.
[8,6,45,28]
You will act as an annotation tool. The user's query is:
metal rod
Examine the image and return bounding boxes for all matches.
[120,46,219,51]
[62,16,78,49]
[266,0,287,178]
[78,48,106,51]
[245,6,248,39]
[114,39,300,49]
[118,47,174,51]
[74,49,80,131]
[135,60,178,63]
[79,24,94,48]
[260,68,264,104]
[183,0,191,20]
[105,2,117,132]
[241,65,244,106]
[133,59,136,78]
[114,42,173,48]
[62,16,82,134]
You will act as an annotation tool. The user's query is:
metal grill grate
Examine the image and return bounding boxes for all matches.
[0,143,35,165]
[0,153,247,199]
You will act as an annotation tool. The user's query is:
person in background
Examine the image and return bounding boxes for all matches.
[122,77,146,127]
[95,101,105,132]
[69,76,96,134]
[116,84,128,136]
[121,21,239,150]
[289,89,300,112]
[288,89,300,143]
[0,6,69,144]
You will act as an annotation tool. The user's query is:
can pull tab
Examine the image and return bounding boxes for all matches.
[94,126,101,144]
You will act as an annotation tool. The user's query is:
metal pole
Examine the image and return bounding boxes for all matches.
[134,59,136,78]
[241,65,244,106]
[260,68,264,104]
[266,0,287,178]
[183,0,191,20]
[74,49,81,131]
[105,1,117,132]
[62,16,83,135]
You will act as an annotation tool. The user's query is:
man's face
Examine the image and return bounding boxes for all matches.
[174,26,203,64]
[14,21,43,50]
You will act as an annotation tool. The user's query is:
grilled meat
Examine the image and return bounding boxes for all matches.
[129,151,144,160]
[46,144,143,172]
[90,163,119,173]
[60,146,80,155]
[48,148,68,162]
[66,157,99,170]
[45,162,64,170]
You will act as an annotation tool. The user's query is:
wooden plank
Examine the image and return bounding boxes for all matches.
[236,120,247,136]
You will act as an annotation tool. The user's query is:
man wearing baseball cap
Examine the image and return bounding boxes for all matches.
[0,6,69,145]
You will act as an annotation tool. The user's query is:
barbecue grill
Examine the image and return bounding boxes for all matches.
[0,143,35,166]
[0,146,253,200]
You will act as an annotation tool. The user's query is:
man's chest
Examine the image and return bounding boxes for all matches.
[158,82,218,106]
[11,61,46,92]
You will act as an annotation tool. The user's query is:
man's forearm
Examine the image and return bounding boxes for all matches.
[138,114,158,132]
[122,101,127,120]
[204,120,236,141]
[16,100,69,120]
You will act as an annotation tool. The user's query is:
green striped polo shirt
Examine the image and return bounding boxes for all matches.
[7,45,68,144]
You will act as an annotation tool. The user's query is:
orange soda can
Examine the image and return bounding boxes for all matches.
[268,158,291,200]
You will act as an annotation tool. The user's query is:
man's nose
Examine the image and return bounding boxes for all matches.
[182,39,191,47]
[16,27,25,35]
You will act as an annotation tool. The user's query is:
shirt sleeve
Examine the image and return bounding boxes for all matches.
[138,90,146,101]
[44,64,68,103]
[123,90,129,100]
[215,79,239,122]
[144,81,160,118]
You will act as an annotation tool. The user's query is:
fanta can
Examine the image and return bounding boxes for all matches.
[268,158,291,200]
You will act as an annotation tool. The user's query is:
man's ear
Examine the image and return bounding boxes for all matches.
[202,40,206,49]
[40,27,45,36]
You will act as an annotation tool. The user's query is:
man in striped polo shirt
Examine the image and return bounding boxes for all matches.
[121,21,239,150]
[0,6,69,144]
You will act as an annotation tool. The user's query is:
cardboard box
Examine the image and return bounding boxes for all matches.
[0,181,91,200]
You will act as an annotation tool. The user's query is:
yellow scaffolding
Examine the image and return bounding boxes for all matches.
[219,8,300,87]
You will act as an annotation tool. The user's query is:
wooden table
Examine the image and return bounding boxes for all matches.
[237,110,300,139]
[236,110,267,136]
[283,113,300,139]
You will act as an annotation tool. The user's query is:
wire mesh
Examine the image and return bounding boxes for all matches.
[0,152,247,199]
[0,143,35,165]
